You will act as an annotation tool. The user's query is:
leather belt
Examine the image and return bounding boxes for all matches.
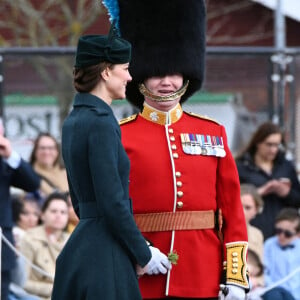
[134,210,215,232]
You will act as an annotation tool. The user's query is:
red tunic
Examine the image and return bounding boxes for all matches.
[121,104,248,298]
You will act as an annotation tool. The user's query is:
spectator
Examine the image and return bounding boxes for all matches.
[248,249,264,289]
[236,121,300,239]
[12,194,41,248]
[264,208,300,300]
[20,192,69,300]
[240,183,264,261]
[9,194,41,300]
[0,118,41,300]
[29,133,68,198]
[247,248,295,300]
[64,192,78,233]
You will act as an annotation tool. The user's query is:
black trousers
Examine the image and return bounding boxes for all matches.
[1,270,10,300]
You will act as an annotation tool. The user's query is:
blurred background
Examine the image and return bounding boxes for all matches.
[0,0,299,169]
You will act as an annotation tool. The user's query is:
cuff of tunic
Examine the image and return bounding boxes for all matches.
[225,241,249,288]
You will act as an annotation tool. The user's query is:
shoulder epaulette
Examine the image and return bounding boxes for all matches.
[119,114,138,125]
[185,111,220,125]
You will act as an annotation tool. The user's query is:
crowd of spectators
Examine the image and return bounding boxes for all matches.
[236,121,300,300]
[1,128,72,300]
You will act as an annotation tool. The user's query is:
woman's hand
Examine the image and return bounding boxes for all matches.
[272,179,291,197]
[257,181,275,196]
[258,179,291,197]
[136,264,148,277]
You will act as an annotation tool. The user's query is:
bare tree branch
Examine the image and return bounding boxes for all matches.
[1,0,104,125]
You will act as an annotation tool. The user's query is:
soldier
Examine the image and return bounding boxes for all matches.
[114,0,249,299]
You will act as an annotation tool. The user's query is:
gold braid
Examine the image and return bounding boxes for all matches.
[138,80,189,102]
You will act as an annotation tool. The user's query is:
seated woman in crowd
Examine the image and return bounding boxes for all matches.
[12,194,41,249]
[9,194,41,300]
[20,192,69,300]
[236,121,300,239]
[240,183,264,261]
[29,133,69,199]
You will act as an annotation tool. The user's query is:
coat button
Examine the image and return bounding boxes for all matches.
[176,181,182,187]
[168,128,174,134]
[173,153,179,159]
[177,201,183,208]
[177,191,183,198]
[170,136,175,141]
[171,144,177,150]
[175,171,181,177]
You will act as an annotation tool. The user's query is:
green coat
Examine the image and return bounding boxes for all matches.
[52,93,151,300]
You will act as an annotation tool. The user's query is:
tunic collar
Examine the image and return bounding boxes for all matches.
[140,103,183,125]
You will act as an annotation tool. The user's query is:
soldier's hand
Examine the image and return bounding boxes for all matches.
[145,246,172,275]
[219,284,246,300]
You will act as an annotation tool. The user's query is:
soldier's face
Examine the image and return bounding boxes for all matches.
[144,74,184,111]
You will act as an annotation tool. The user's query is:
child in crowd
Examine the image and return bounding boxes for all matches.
[247,248,295,300]
[264,208,300,300]
[9,194,41,300]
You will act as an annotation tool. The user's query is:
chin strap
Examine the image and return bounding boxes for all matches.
[138,80,189,102]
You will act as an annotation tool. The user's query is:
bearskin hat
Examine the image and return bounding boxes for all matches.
[103,0,206,109]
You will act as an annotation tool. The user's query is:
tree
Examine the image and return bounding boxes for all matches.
[0,0,275,124]
[0,0,105,125]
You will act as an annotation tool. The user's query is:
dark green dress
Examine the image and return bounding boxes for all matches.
[51,93,151,300]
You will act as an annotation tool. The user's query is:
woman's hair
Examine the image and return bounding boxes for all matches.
[236,121,283,160]
[12,196,25,223]
[41,191,68,213]
[240,183,264,212]
[30,132,61,167]
[73,62,113,93]
[12,194,40,223]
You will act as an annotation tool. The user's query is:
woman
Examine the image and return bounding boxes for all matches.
[30,132,68,198]
[12,195,41,249]
[240,183,264,261]
[9,195,41,300]
[51,25,152,300]
[236,122,300,240]
[20,192,69,300]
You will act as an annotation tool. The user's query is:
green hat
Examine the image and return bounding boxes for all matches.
[75,24,131,68]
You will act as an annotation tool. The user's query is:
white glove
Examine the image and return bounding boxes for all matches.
[225,285,246,300]
[145,246,172,275]
[219,284,246,300]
